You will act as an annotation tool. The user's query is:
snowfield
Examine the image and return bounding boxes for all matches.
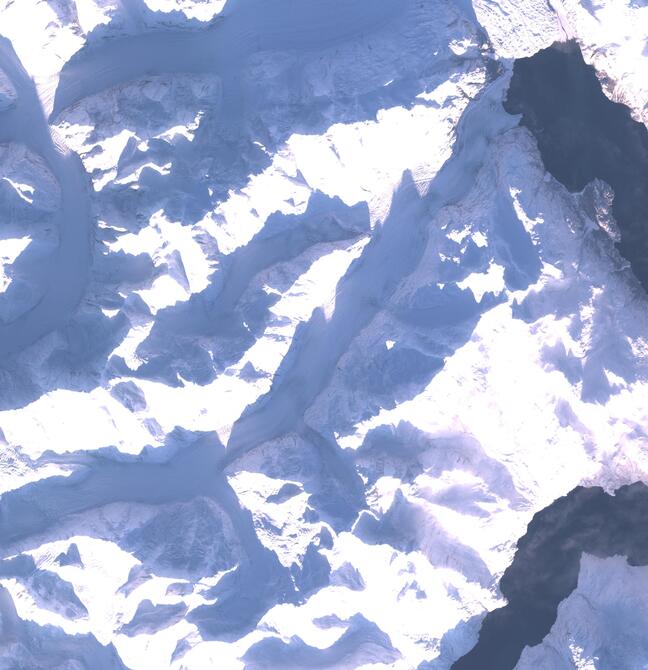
[1,0,648,668]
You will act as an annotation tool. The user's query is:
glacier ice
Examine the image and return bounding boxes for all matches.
[1,0,648,669]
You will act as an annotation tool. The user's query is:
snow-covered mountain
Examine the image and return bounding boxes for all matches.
[1,1,648,668]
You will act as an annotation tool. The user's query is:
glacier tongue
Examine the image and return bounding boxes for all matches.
[1,0,648,669]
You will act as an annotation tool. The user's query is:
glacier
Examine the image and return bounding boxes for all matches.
[1,0,648,669]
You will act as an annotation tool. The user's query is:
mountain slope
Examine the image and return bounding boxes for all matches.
[1,1,648,668]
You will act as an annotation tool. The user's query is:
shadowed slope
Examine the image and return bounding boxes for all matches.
[0,38,92,361]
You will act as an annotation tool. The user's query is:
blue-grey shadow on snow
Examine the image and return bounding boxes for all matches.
[49,0,425,228]
[0,37,93,365]
[0,430,304,642]
[492,190,541,291]
[122,192,370,386]
[355,421,522,505]
[223,170,432,463]
[0,553,87,621]
[0,585,129,669]
[0,0,485,409]
[354,488,495,588]
[222,68,520,491]
[119,599,187,637]
[242,613,401,670]
[417,615,484,670]
[351,424,526,594]
[510,181,643,406]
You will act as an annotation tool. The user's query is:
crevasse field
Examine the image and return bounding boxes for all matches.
[1,1,648,668]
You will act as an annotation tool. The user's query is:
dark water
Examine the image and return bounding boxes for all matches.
[450,43,648,669]
[451,483,648,669]
[504,41,648,290]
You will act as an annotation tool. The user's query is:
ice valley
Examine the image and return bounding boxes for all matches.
[2,1,648,669]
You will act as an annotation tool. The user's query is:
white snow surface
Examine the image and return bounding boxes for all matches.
[0,0,648,669]
[516,554,648,670]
